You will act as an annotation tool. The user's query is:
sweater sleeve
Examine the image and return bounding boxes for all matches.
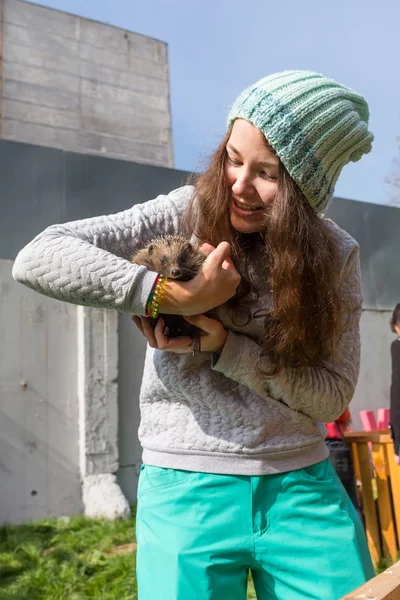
[212,245,363,423]
[390,340,400,455]
[12,186,192,314]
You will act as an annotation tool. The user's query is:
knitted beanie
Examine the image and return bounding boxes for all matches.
[227,70,373,212]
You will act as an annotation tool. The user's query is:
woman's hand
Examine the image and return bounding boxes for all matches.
[159,242,241,316]
[185,314,228,354]
[132,315,228,354]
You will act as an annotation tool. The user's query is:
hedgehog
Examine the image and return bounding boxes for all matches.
[131,234,206,345]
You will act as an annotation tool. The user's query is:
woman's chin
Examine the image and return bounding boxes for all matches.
[230,210,264,234]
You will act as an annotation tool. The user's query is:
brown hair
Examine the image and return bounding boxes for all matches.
[184,127,342,374]
[391,304,400,333]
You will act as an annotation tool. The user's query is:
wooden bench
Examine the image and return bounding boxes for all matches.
[344,430,400,565]
[341,559,400,599]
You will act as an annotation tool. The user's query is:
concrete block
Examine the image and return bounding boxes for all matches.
[3,80,80,110]
[4,22,79,57]
[79,60,168,95]
[3,60,80,94]
[0,260,82,524]
[80,94,170,128]
[5,42,80,76]
[3,98,80,129]
[3,118,79,151]
[4,0,78,41]
[80,17,166,64]
[82,473,130,520]
[81,113,171,146]
[79,42,167,80]
[77,307,119,477]
[351,309,392,430]
[79,129,171,166]
[80,78,169,113]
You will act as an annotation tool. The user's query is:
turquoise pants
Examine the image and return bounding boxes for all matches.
[136,459,374,600]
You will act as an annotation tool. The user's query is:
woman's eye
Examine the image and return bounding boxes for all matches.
[260,171,277,181]
[227,156,241,167]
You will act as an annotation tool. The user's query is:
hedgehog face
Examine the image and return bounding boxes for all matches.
[131,235,206,282]
[148,241,204,281]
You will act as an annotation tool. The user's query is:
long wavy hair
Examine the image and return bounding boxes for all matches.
[391,304,400,333]
[183,125,342,374]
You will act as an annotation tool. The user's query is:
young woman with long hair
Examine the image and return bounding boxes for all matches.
[13,70,375,599]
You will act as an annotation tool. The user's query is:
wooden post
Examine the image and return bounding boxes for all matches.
[386,439,400,547]
[372,441,398,561]
[356,441,382,564]
[351,441,363,507]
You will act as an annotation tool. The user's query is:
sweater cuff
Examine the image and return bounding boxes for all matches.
[128,268,158,316]
[211,330,245,377]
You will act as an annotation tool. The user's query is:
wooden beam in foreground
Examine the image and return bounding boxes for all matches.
[341,560,400,600]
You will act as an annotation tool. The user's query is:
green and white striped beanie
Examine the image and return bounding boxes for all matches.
[227,70,373,212]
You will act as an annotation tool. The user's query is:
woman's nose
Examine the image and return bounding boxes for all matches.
[231,169,253,196]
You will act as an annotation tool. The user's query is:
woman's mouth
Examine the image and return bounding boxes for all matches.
[231,197,265,216]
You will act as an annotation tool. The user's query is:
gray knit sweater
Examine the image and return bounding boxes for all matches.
[12,185,363,475]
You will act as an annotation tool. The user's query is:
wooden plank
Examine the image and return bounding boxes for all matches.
[386,441,400,546]
[341,559,400,599]
[345,430,391,444]
[372,442,398,561]
[351,442,363,507]
[357,442,382,564]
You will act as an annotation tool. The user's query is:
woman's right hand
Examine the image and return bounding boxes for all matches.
[160,242,241,316]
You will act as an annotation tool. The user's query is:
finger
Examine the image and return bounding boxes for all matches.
[154,318,192,350]
[184,314,217,333]
[132,315,144,334]
[140,317,158,347]
[221,255,236,271]
[199,242,216,256]
[205,241,231,267]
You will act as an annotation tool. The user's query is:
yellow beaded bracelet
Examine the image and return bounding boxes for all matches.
[149,274,168,318]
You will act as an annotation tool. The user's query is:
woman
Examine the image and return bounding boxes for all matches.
[13,70,374,599]
[390,304,400,463]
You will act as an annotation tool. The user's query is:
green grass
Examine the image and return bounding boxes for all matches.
[0,510,258,599]
[0,514,137,600]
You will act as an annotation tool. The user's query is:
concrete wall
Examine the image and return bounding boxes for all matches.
[0,139,187,523]
[0,0,173,167]
[351,310,394,430]
[0,259,82,522]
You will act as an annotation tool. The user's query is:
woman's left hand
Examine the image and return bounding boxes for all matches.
[131,314,228,354]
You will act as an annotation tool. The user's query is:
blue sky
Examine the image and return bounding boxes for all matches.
[27,0,400,206]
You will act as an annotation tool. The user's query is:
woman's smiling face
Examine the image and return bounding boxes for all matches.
[224,119,279,234]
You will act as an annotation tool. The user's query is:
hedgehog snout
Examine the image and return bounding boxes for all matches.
[170,268,182,278]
